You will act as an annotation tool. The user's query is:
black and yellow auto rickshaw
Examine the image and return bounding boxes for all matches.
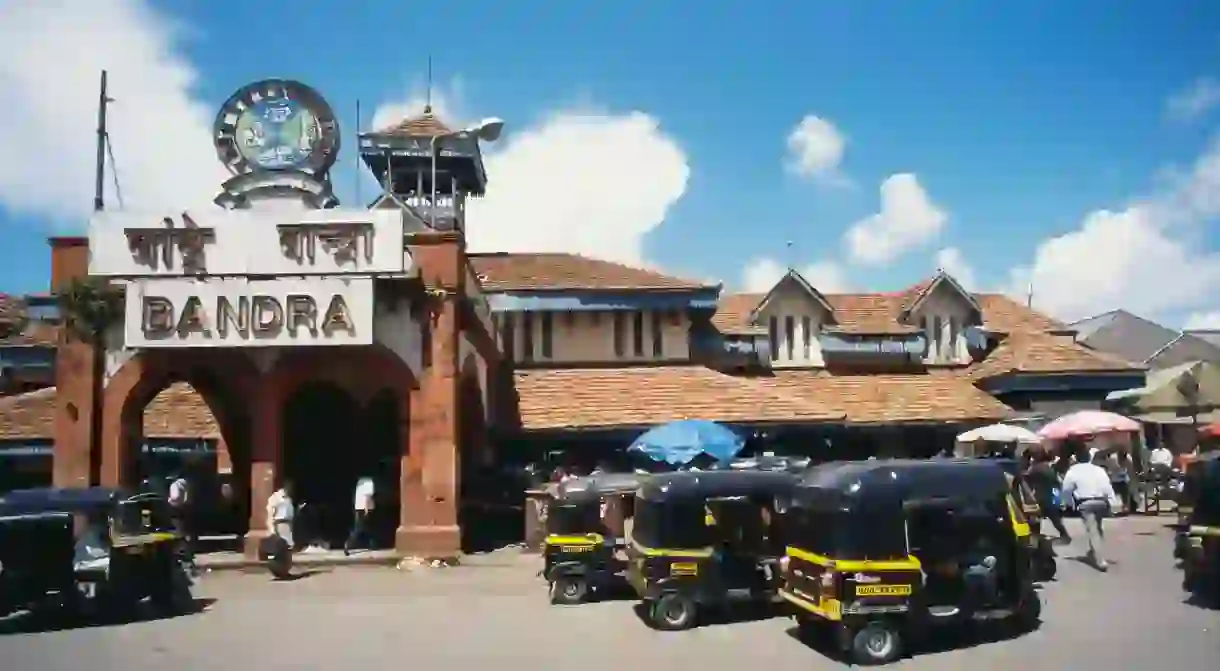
[625,469,796,630]
[0,487,194,618]
[543,472,647,604]
[1179,451,1220,603]
[991,457,1057,581]
[779,459,1041,665]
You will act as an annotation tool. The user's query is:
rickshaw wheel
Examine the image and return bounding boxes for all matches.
[549,575,589,605]
[1015,588,1042,631]
[1038,557,1058,581]
[151,559,195,614]
[850,622,903,665]
[650,593,697,631]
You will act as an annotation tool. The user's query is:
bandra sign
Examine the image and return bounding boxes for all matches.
[124,277,374,348]
[88,209,407,277]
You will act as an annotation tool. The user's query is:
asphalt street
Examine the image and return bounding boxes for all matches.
[1,515,1216,670]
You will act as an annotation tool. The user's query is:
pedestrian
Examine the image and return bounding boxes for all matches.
[166,473,196,567]
[1111,451,1136,514]
[266,480,296,550]
[1061,451,1119,571]
[1148,443,1174,469]
[344,475,376,556]
[1024,450,1071,543]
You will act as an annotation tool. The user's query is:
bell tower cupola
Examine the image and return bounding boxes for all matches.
[359,105,503,234]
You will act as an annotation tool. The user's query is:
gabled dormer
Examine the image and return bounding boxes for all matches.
[749,269,837,367]
[898,270,984,365]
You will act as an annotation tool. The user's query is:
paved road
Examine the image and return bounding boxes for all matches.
[1,516,1216,670]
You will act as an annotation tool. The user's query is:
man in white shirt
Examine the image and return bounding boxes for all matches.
[1148,445,1174,469]
[166,474,195,566]
[1061,453,1118,571]
[344,476,376,556]
[266,481,296,549]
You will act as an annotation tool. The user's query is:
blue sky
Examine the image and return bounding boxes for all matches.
[2,1,1220,326]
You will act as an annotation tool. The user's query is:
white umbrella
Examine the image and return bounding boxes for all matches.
[956,423,1043,445]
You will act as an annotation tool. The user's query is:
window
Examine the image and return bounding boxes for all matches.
[522,312,535,362]
[501,313,516,361]
[633,311,645,356]
[613,312,625,357]
[802,316,812,360]
[541,312,554,359]
[651,311,664,357]
[931,316,943,362]
[769,316,779,361]
[947,317,958,363]
[785,315,795,361]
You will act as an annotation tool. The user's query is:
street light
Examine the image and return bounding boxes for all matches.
[430,117,505,228]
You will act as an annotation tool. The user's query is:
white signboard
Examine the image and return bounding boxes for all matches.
[89,209,407,277]
[124,277,374,348]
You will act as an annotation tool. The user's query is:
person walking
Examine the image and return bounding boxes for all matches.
[266,481,296,549]
[166,473,197,570]
[1024,450,1071,542]
[344,475,376,556]
[1061,452,1118,571]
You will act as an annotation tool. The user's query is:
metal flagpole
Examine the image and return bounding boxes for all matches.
[94,70,112,212]
[354,99,362,206]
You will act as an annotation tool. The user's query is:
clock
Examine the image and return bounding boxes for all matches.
[213,79,339,176]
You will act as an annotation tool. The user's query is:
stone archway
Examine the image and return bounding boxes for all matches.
[101,349,259,493]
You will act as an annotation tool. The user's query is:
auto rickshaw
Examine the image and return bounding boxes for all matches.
[779,459,1041,665]
[542,472,647,604]
[625,469,796,630]
[0,487,194,618]
[990,457,1057,581]
[1179,451,1220,603]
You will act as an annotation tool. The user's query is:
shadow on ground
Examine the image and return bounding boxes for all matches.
[0,598,216,637]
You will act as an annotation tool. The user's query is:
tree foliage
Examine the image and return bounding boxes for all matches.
[56,277,122,344]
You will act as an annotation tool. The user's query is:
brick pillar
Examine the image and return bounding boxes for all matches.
[49,237,96,488]
[243,373,282,557]
[396,232,464,557]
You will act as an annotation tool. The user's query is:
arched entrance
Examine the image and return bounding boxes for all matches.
[102,350,258,540]
[271,346,413,550]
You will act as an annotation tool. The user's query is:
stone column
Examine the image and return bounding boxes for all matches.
[243,374,282,557]
[49,237,96,488]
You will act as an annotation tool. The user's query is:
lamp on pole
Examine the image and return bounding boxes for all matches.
[430,117,505,229]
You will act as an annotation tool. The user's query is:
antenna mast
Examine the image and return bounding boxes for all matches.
[354,98,362,206]
[93,70,112,212]
[425,55,433,113]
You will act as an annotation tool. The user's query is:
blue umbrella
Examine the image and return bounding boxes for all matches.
[628,420,745,466]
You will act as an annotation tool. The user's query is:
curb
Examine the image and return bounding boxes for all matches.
[198,554,534,573]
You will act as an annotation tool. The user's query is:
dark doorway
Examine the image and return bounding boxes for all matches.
[363,389,402,549]
[283,382,360,547]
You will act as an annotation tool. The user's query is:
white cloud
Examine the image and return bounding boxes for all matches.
[373,89,691,266]
[934,247,976,290]
[844,173,948,266]
[741,257,850,294]
[1007,131,1220,321]
[465,109,689,265]
[785,115,847,184]
[0,0,227,227]
[1166,77,1220,123]
[1184,311,1220,330]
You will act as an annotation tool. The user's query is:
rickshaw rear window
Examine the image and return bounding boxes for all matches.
[548,503,603,535]
[633,499,711,550]
[787,506,907,560]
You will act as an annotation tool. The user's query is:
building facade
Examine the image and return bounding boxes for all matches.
[0,92,1148,556]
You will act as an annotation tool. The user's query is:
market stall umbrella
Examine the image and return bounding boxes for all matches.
[1037,410,1141,441]
[956,423,1043,445]
[628,419,745,466]
[1107,360,1220,416]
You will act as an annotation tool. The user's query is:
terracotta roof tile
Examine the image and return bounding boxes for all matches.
[0,294,24,323]
[967,331,1143,381]
[0,383,218,441]
[0,320,59,347]
[375,109,453,137]
[765,371,1013,424]
[713,290,1064,336]
[512,366,843,430]
[470,253,712,292]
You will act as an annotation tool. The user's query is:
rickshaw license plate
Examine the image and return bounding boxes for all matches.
[670,562,698,576]
[563,545,594,553]
[855,584,912,596]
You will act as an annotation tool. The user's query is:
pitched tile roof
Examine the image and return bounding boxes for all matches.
[0,294,59,347]
[712,289,1065,335]
[0,383,218,441]
[374,108,453,137]
[763,371,1013,424]
[470,253,713,292]
[967,331,1142,381]
[0,294,24,323]
[511,366,844,430]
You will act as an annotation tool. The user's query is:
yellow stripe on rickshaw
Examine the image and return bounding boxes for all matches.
[629,537,714,558]
[544,534,604,546]
[779,588,842,621]
[786,546,921,571]
[1188,525,1220,537]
